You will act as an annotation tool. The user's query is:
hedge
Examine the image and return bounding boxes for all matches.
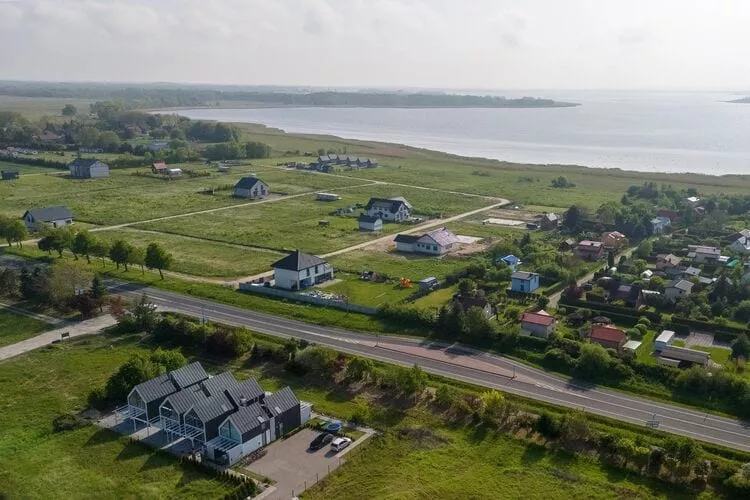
[559,297,661,323]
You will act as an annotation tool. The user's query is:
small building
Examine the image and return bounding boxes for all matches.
[574,241,604,261]
[665,279,693,302]
[454,294,494,318]
[658,345,710,368]
[495,254,521,271]
[394,228,459,255]
[271,250,333,290]
[656,253,682,271]
[657,209,681,223]
[623,340,643,354]
[601,231,627,250]
[686,196,702,207]
[364,197,411,222]
[609,283,643,308]
[233,176,269,199]
[560,238,576,251]
[152,162,168,174]
[167,168,183,177]
[316,192,341,201]
[418,277,439,291]
[69,158,110,178]
[511,271,540,293]
[680,266,701,280]
[520,310,557,339]
[589,324,627,351]
[730,234,750,255]
[654,330,675,351]
[22,206,74,231]
[688,245,721,264]
[1,170,19,180]
[358,214,383,232]
[36,130,63,143]
[650,216,671,235]
[539,213,559,230]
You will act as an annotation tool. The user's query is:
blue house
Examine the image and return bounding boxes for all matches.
[495,254,521,271]
[511,271,540,293]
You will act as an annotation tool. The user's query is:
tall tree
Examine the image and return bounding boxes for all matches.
[90,276,108,311]
[109,239,133,270]
[2,219,28,248]
[145,242,172,279]
[128,246,145,274]
[61,104,77,117]
[71,231,96,262]
[90,239,110,265]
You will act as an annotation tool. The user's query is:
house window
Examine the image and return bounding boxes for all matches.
[315,265,319,273]
[306,269,310,277]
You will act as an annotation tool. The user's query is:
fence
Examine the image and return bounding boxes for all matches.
[238,284,377,315]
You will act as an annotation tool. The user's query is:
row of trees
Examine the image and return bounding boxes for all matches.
[35,227,172,278]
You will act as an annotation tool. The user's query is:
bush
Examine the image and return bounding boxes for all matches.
[52,413,91,433]
[87,387,108,410]
[534,411,560,439]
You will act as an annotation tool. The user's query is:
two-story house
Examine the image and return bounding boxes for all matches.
[271,250,334,290]
[574,241,604,261]
[511,271,540,293]
[69,158,110,178]
[601,231,627,250]
[365,197,411,222]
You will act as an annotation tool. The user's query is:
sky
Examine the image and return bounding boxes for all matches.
[0,0,748,90]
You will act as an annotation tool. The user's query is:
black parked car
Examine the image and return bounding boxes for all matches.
[309,432,334,451]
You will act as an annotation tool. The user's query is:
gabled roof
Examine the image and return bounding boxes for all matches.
[365,197,409,214]
[418,228,459,247]
[666,279,693,292]
[24,206,73,222]
[152,161,167,169]
[271,250,327,271]
[202,371,240,397]
[521,310,556,326]
[602,231,626,239]
[542,213,559,222]
[234,176,265,189]
[657,253,682,266]
[590,325,627,344]
[497,254,521,265]
[191,393,236,422]
[170,362,209,389]
[576,240,603,250]
[358,214,381,224]
[511,271,538,281]
[226,378,265,405]
[229,403,269,435]
[394,234,419,244]
[69,158,104,167]
[132,373,177,404]
[682,266,701,277]
[163,386,202,414]
[264,386,299,416]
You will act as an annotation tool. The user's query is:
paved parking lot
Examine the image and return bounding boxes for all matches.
[245,427,370,500]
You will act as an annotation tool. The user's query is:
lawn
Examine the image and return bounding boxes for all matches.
[329,249,479,281]
[0,95,94,120]
[0,333,242,499]
[0,309,49,347]
[94,228,284,278]
[319,273,415,308]
[412,285,457,310]
[636,331,657,365]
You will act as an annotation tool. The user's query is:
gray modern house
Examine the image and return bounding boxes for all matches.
[233,176,269,199]
[69,158,110,178]
[119,362,310,466]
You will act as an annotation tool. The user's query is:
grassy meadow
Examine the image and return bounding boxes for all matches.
[319,272,415,308]
[93,228,283,278]
[0,333,242,499]
[0,310,49,347]
[0,96,94,120]
[329,249,481,280]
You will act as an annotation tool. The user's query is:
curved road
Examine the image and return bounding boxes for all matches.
[107,280,750,452]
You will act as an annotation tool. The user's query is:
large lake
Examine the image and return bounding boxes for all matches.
[176,91,750,175]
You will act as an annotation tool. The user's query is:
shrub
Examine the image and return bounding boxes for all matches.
[52,413,90,433]
[534,411,560,439]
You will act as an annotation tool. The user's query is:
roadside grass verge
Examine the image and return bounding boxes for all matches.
[0,309,49,347]
[0,333,241,499]
[318,272,415,308]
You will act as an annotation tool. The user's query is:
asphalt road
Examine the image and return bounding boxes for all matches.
[107,280,750,452]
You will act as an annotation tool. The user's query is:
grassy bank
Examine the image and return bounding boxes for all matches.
[0,309,49,347]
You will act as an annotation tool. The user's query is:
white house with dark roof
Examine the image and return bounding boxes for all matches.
[233,176,269,199]
[22,206,74,231]
[688,245,721,264]
[69,158,109,178]
[730,232,750,254]
[393,228,459,255]
[271,250,333,290]
[365,197,411,222]
[358,214,383,232]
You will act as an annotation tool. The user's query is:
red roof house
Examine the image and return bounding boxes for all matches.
[520,310,557,339]
[589,325,627,350]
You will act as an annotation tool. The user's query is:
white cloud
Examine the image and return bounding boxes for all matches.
[0,0,749,89]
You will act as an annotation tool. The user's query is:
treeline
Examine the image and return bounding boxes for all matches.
[0,83,578,108]
[95,306,750,496]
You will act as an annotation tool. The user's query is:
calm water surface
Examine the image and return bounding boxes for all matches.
[176,91,750,175]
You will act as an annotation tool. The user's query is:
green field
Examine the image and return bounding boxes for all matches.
[329,249,479,280]
[137,185,491,255]
[0,309,49,347]
[94,228,283,278]
[0,96,94,120]
[0,334,241,499]
[412,285,458,310]
[319,273,415,307]
[0,163,364,225]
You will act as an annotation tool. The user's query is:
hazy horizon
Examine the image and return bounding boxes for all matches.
[2,1,750,91]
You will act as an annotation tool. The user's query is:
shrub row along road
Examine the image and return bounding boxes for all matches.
[106,280,750,452]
